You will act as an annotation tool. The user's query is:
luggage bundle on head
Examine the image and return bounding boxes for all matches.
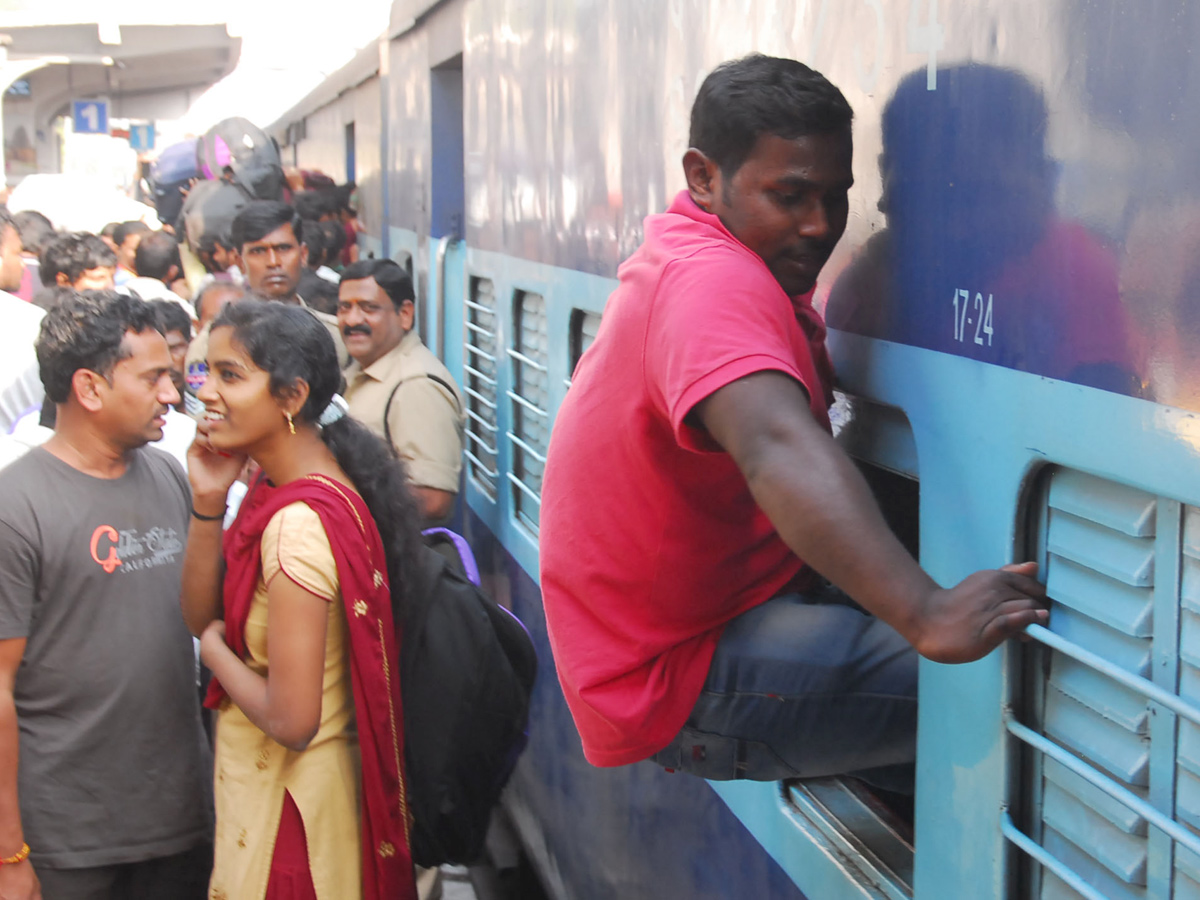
[398,528,538,868]
[198,117,284,202]
[149,139,199,228]
[181,179,250,257]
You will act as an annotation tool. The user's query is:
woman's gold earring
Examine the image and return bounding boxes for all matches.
[286,412,296,436]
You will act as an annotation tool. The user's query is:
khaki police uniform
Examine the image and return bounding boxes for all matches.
[343,329,465,494]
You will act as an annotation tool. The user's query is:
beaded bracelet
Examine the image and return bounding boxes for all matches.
[0,843,30,866]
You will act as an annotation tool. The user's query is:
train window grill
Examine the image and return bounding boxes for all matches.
[1007,468,1200,900]
[507,290,549,533]
[565,308,602,388]
[463,277,499,500]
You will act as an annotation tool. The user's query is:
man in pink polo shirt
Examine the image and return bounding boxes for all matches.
[539,55,1048,793]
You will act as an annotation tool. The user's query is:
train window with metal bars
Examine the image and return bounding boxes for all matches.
[566,308,602,387]
[463,276,499,500]
[508,290,550,533]
[1009,468,1200,900]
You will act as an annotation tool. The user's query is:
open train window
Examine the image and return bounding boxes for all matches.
[783,393,919,898]
[508,290,550,533]
[566,308,601,387]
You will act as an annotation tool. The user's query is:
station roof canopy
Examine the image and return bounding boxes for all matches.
[0,20,241,121]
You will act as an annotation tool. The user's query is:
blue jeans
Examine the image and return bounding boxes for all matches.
[651,586,918,794]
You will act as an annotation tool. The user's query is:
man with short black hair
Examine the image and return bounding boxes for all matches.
[339,258,465,523]
[127,231,195,323]
[226,199,346,364]
[540,55,1048,791]
[0,291,212,899]
[38,232,116,291]
[111,220,150,286]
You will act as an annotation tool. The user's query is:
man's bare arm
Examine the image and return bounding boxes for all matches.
[413,486,455,523]
[696,371,1047,663]
[0,638,40,899]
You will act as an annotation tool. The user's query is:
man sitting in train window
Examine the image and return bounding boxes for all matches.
[337,258,466,525]
[825,64,1141,397]
[539,54,1048,793]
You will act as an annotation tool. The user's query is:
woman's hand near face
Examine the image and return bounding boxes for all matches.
[188,421,247,509]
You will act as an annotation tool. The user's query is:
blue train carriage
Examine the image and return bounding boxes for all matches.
[273,0,1200,897]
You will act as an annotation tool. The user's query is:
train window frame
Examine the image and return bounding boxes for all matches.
[779,391,920,898]
[1009,466,1200,900]
[507,288,550,535]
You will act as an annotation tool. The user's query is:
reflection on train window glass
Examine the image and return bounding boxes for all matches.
[567,309,602,385]
[1012,468,1200,900]
[509,290,549,534]
[463,276,499,500]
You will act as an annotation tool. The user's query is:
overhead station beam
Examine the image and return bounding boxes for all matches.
[0,21,242,184]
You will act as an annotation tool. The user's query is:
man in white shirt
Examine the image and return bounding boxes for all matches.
[0,208,44,433]
[125,231,197,324]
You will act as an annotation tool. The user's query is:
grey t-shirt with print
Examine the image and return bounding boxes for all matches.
[0,447,213,869]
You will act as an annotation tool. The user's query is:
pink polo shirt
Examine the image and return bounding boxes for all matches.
[539,191,835,766]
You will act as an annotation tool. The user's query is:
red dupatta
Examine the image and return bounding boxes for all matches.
[205,474,416,900]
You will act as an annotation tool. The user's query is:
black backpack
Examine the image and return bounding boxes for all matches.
[397,528,537,867]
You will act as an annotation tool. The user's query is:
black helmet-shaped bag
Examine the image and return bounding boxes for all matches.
[198,117,283,201]
[181,179,250,257]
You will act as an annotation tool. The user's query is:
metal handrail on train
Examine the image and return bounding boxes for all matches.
[434,233,457,361]
[1001,622,1200,896]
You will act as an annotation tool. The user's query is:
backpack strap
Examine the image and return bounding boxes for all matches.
[383,373,461,448]
[421,527,482,586]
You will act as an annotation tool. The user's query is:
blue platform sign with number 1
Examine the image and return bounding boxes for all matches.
[72,100,108,135]
[129,124,155,151]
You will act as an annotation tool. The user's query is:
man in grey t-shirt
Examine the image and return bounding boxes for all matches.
[0,291,212,899]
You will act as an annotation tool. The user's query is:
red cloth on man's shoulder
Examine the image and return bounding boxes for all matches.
[539,191,834,767]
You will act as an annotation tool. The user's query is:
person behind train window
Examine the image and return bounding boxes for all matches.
[338,259,465,525]
[112,220,150,287]
[38,231,116,292]
[12,209,53,302]
[539,54,1048,793]
[127,231,197,322]
[0,291,213,899]
[825,64,1138,395]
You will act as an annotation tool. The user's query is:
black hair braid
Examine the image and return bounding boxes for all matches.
[320,415,422,616]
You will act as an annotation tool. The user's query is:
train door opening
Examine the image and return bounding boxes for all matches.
[428,53,465,366]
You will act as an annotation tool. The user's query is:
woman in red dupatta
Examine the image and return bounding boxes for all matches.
[180,300,420,900]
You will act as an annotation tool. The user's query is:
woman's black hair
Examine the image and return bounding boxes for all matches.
[211,300,423,612]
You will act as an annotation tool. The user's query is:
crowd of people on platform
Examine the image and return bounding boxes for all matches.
[0,177,464,899]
